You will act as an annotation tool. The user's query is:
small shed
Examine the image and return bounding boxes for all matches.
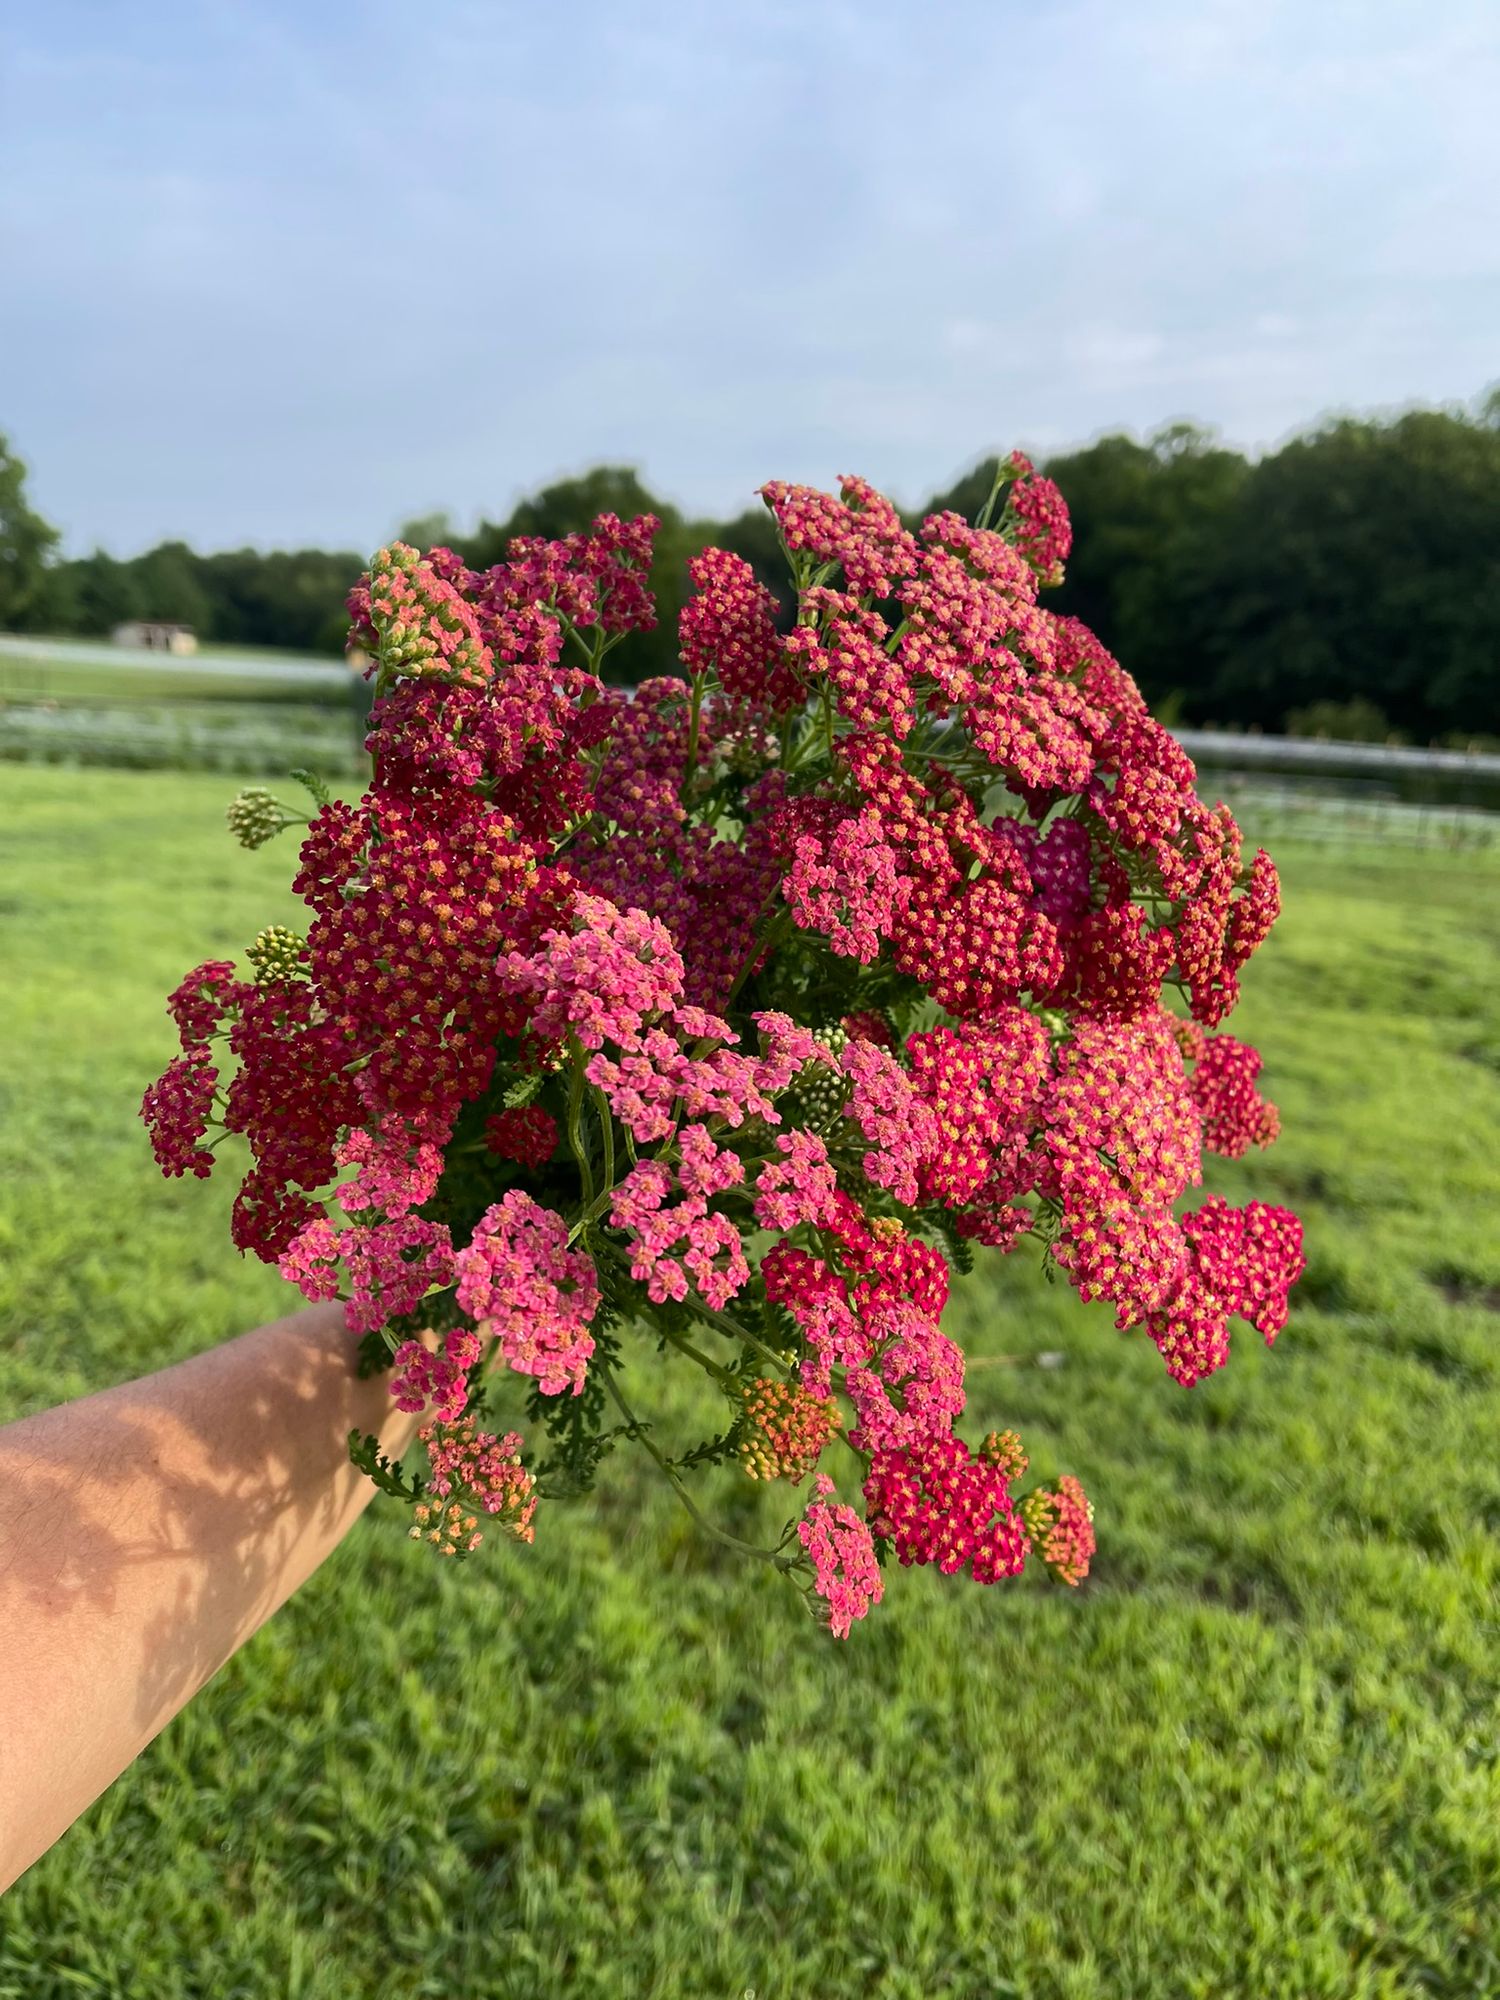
[112,621,199,656]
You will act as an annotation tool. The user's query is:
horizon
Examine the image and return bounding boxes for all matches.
[14,385,1498,563]
[6,0,1499,558]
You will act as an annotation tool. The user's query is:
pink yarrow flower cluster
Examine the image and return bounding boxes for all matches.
[455,1191,600,1396]
[798,1476,885,1637]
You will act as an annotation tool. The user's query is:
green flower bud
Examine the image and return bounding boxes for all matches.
[226,787,286,851]
[246,924,307,984]
[786,1024,849,1129]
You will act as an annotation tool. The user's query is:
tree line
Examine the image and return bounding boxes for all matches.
[3,395,1498,741]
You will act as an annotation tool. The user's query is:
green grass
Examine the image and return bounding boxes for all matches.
[1,767,1498,1999]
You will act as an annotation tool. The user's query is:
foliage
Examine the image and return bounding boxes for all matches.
[348,1428,427,1502]
[22,540,365,653]
[1285,696,1401,744]
[0,431,60,629]
[1164,410,1500,740]
[2,768,1498,1995]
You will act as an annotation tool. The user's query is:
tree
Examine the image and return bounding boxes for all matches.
[1040,427,1248,708]
[395,511,457,553]
[0,433,61,630]
[131,541,213,634]
[1167,411,1500,737]
[194,546,364,653]
[65,551,146,635]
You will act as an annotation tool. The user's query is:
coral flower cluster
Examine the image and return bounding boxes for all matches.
[143,454,1302,1626]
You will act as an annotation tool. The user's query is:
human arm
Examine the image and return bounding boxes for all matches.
[0,1303,418,1891]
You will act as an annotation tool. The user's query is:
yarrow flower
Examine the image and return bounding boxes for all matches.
[753,1131,841,1232]
[484,1104,559,1170]
[391,1328,484,1423]
[739,1378,842,1483]
[141,1046,218,1179]
[413,1421,538,1555]
[608,1150,750,1310]
[797,1475,885,1638]
[1020,1476,1096,1586]
[455,1191,599,1396]
[777,799,903,962]
[498,894,686,1052]
[142,465,1300,1624]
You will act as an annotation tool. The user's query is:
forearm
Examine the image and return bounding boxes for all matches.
[0,1303,415,1890]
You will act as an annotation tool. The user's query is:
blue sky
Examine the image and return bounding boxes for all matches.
[4,0,1497,553]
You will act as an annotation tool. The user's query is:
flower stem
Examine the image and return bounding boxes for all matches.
[684,1294,793,1379]
[599,1366,794,1569]
[659,1326,735,1388]
[564,1039,595,1208]
[591,1085,617,1198]
[682,671,706,803]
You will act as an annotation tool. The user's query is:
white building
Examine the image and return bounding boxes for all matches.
[112,620,199,656]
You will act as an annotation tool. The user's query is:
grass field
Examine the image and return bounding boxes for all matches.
[1,766,1498,1999]
[0,651,363,778]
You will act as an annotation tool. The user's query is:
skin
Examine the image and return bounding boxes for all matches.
[0,1304,422,1892]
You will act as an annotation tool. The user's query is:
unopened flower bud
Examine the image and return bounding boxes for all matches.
[979,1429,1029,1480]
[226,787,286,850]
[246,924,307,984]
[787,1025,849,1128]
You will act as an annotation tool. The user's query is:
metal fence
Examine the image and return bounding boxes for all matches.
[1180,730,1500,852]
[3,635,1497,850]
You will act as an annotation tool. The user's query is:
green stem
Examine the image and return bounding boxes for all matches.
[974,457,1011,534]
[659,1326,736,1388]
[565,1038,595,1208]
[599,1367,795,1569]
[684,1295,793,1379]
[717,899,793,1018]
[682,670,706,802]
[591,1085,617,1198]
[567,1181,617,1246]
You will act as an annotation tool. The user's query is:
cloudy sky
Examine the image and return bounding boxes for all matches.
[3,0,1497,553]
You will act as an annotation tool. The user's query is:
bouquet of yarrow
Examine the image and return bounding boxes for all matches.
[142,456,1302,1637]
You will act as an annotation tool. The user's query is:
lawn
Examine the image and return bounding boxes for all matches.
[1,766,1497,1999]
